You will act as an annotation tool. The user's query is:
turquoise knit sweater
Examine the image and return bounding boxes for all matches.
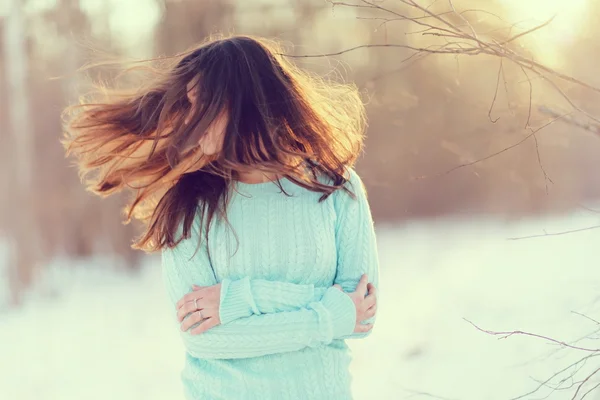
[161,168,380,400]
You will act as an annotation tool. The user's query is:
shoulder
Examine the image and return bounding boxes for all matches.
[331,167,368,206]
[316,166,363,189]
[340,167,366,194]
[328,167,374,229]
[344,167,364,190]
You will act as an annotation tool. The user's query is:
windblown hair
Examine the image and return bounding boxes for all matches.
[62,35,367,253]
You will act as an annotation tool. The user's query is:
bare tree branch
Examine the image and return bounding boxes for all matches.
[581,381,600,400]
[448,0,478,40]
[488,58,502,123]
[290,0,600,198]
[293,0,600,127]
[520,66,533,128]
[572,312,600,326]
[466,318,600,399]
[464,319,600,352]
[502,16,556,44]
[539,106,600,138]
[411,113,569,180]
[510,353,600,400]
[532,132,553,194]
[399,385,461,400]
[572,367,600,400]
[284,42,476,58]
[507,225,600,240]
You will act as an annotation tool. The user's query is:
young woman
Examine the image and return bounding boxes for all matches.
[62,35,379,400]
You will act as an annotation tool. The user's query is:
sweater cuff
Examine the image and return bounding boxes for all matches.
[320,287,356,339]
[219,277,260,324]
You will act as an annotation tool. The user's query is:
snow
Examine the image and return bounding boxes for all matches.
[1,212,599,400]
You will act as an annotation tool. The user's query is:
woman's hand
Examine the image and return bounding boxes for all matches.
[176,283,222,335]
[333,274,377,334]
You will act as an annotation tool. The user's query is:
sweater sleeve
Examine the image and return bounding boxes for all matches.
[161,231,356,360]
[218,277,326,323]
[331,168,380,339]
[216,168,380,337]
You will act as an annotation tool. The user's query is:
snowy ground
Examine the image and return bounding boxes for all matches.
[1,212,599,400]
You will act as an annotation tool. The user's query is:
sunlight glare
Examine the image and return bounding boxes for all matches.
[498,0,590,67]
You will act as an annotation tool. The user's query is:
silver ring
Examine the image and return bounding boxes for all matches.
[194,298,198,310]
[197,310,203,319]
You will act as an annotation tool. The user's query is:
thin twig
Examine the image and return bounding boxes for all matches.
[577,204,600,214]
[283,43,480,58]
[510,354,600,400]
[572,367,600,400]
[464,319,600,352]
[572,311,600,326]
[538,74,600,124]
[532,132,553,194]
[500,60,514,115]
[539,106,600,137]
[399,384,460,400]
[508,225,600,240]
[412,113,568,180]
[326,1,379,10]
[581,381,600,400]
[448,0,478,41]
[520,66,533,128]
[488,58,503,123]
[502,16,556,44]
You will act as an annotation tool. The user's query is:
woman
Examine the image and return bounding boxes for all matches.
[62,35,379,400]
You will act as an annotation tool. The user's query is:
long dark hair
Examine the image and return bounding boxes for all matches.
[61,34,367,252]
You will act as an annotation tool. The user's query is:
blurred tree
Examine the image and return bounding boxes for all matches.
[3,0,38,305]
[155,0,235,55]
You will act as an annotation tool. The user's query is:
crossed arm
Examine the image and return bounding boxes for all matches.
[161,169,379,359]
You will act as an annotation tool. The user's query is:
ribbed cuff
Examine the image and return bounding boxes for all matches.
[219,277,259,324]
[320,287,356,339]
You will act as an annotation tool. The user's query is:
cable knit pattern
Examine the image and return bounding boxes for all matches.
[161,168,379,400]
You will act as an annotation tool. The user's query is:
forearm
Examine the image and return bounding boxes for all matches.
[169,282,355,359]
[219,270,377,342]
[219,277,328,323]
[162,239,355,359]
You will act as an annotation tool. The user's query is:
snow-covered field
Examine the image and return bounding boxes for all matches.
[1,212,599,400]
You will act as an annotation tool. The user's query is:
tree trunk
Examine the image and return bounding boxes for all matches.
[3,0,38,306]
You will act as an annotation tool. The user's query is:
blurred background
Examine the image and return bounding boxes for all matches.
[1,0,599,399]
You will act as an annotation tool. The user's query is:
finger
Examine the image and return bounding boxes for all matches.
[365,283,376,297]
[367,282,376,294]
[354,274,368,295]
[176,294,188,310]
[176,292,197,309]
[177,299,203,322]
[354,323,373,333]
[363,304,377,319]
[180,304,219,324]
[180,310,206,331]
[333,284,342,291]
[192,284,208,291]
[190,317,219,335]
[364,288,377,309]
